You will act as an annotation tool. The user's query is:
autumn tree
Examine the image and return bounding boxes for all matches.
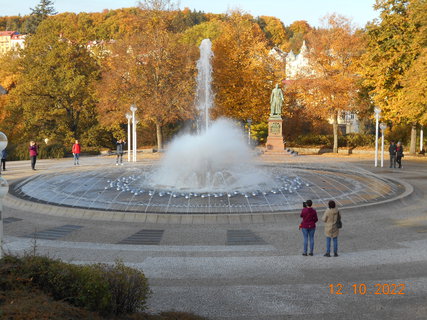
[181,19,224,46]
[0,51,21,135]
[212,11,284,123]
[360,0,422,153]
[257,16,288,47]
[97,3,197,149]
[9,17,99,144]
[392,0,427,153]
[0,16,28,33]
[293,15,366,152]
[283,20,312,53]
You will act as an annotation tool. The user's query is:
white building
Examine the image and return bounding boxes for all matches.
[11,33,26,50]
[285,41,315,80]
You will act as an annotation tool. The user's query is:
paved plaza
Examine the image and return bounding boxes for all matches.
[1,153,427,319]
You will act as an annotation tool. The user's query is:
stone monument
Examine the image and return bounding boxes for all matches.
[266,84,285,152]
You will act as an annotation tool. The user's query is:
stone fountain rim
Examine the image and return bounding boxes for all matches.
[4,166,413,224]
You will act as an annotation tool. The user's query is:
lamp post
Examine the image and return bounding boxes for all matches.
[247,119,252,146]
[0,131,9,259]
[374,107,381,167]
[380,123,387,168]
[126,113,132,162]
[130,104,137,162]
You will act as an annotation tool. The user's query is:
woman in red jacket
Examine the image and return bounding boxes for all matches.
[300,199,318,256]
[29,141,38,170]
[72,140,81,165]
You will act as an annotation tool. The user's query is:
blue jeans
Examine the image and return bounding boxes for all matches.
[302,228,315,254]
[73,153,80,164]
[326,237,338,254]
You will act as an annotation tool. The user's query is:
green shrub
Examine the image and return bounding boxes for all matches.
[96,261,151,314]
[343,133,376,148]
[292,134,333,147]
[251,122,268,144]
[1,255,150,315]
[38,143,67,159]
[7,143,66,160]
[289,133,376,148]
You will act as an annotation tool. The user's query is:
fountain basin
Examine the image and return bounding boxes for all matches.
[11,164,406,214]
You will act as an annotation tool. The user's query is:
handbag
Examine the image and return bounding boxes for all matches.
[335,211,342,229]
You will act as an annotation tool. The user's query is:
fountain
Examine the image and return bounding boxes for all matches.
[10,40,407,215]
[147,39,273,193]
[104,39,305,199]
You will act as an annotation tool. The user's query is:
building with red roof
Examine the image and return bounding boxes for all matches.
[0,31,26,54]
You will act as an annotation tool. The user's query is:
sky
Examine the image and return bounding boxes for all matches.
[1,0,379,28]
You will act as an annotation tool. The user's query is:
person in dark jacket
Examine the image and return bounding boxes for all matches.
[29,141,38,170]
[1,149,6,172]
[300,199,318,256]
[116,139,126,165]
[389,141,396,168]
[396,141,404,169]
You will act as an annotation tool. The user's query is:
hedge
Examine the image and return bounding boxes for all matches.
[0,255,150,315]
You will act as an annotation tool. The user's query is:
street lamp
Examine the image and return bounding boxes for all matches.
[126,113,132,162]
[374,107,381,167]
[130,104,138,162]
[0,131,9,259]
[247,119,252,146]
[380,122,387,168]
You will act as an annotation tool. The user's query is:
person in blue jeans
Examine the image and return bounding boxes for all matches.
[300,199,318,256]
[1,149,6,172]
[322,200,340,257]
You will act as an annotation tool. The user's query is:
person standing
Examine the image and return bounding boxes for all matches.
[116,139,125,165]
[72,140,81,165]
[1,148,6,172]
[396,141,404,169]
[29,141,38,170]
[300,199,318,256]
[389,141,396,168]
[322,200,340,257]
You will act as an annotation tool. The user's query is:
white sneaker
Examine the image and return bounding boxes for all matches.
[121,163,124,166]
[115,163,118,166]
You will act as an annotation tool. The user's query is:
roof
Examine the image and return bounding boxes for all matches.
[11,34,25,40]
[0,31,17,37]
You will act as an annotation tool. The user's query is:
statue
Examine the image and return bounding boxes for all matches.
[270,84,284,118]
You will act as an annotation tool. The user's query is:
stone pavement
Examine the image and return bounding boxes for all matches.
[1,154,427,319]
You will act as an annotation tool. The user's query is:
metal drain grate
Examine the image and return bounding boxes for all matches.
[118,229,164,245]
[3,217,23,224]
[227,229,267,245]
[25,225,83,240]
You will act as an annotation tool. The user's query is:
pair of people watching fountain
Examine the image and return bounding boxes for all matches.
[300,200,340,257]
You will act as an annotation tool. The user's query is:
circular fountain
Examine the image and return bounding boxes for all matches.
[10,39,408,216]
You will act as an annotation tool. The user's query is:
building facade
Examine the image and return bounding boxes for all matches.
[0,31,26,54]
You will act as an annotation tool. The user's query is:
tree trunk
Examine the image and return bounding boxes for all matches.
[156,122,163,150]
[410,123,417,155]
[332,113,339,153]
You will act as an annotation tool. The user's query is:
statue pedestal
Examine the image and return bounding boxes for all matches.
[265,118,285,153]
